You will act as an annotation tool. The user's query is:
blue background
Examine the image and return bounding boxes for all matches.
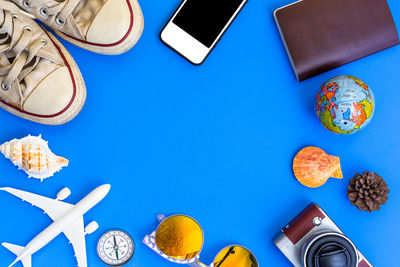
[0,0,400,266]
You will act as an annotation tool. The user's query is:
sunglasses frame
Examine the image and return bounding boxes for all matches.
[143,214,259,267]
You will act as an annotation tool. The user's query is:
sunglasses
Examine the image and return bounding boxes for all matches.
[143,214,259,267]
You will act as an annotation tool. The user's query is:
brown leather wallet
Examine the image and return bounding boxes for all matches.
[274,0,400,81]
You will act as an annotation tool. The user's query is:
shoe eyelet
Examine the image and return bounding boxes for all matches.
[24,26,32,32]
[11,13,19,19]
[55,17,66,26]
[39,7,48,17]
[40,38,47,48]
[22,0,31,8]
[1,82,11,91]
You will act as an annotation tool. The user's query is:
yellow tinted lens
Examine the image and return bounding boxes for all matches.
[155,215,203,260]
[213,246,258,267]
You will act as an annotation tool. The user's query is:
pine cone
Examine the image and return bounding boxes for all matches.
[347,171,389,212]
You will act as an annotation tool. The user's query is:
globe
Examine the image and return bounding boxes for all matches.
[315,75,375,134]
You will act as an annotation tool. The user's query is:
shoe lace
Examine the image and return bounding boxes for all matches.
[0,1,47,92]
[22,0,81,27]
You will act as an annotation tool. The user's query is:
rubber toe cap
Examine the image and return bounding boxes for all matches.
[23,67,74,116]
[86,0,131,44]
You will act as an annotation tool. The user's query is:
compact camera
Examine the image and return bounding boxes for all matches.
[273,203,372,267]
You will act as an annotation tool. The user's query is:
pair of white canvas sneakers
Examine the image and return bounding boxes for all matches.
[0,0,143,124]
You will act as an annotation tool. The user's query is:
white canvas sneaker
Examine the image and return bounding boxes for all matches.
[0,1,86,124]
[13,0,144,54]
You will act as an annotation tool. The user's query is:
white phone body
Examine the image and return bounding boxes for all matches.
[160,0,247,65]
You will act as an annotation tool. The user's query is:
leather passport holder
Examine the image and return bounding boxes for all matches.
[274,0,400,81]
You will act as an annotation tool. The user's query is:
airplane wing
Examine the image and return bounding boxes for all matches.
[0,187,73,221]
[63,216,87,267]
[0,187,88,267]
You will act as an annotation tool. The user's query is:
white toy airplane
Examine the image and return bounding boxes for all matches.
[0,184,111,267]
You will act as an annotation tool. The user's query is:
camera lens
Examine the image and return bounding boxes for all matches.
[303,233,358,267]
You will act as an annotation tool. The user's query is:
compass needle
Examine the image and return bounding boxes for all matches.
[97,230,135,266]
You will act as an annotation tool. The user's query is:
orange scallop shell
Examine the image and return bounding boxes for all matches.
[293,147,343,188]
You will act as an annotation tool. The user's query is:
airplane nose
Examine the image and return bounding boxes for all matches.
[101,184,111,195]
[89,184,111,203]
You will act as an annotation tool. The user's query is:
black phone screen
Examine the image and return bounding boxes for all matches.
[172,0,245,48]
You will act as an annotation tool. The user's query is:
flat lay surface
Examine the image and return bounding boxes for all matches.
[0,0,400,266]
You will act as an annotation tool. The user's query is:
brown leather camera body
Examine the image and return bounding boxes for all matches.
[273,203,372,267]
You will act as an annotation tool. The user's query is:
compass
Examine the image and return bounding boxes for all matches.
[97,230,135,266]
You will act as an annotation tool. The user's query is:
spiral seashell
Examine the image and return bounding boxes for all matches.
[293,146,343,188]
[0,135,68,181]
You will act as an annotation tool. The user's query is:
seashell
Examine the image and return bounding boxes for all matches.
[293,146,343,188]
[0,135,68,181]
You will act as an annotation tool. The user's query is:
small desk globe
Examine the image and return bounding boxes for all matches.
[315,75,375,134]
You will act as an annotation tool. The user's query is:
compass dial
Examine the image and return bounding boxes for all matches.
[97,230,135,266]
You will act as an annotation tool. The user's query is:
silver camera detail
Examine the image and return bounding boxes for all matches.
[273,203,373,267]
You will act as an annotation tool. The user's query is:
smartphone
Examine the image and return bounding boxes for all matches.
[160,0,248,65]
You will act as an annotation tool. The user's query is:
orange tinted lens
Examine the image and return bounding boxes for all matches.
[155,215,203,260]
[213,246,258,267]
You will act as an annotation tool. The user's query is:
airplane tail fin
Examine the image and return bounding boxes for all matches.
[2,242,32,267]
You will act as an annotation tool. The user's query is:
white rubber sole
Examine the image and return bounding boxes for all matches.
[55,0,144,55]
